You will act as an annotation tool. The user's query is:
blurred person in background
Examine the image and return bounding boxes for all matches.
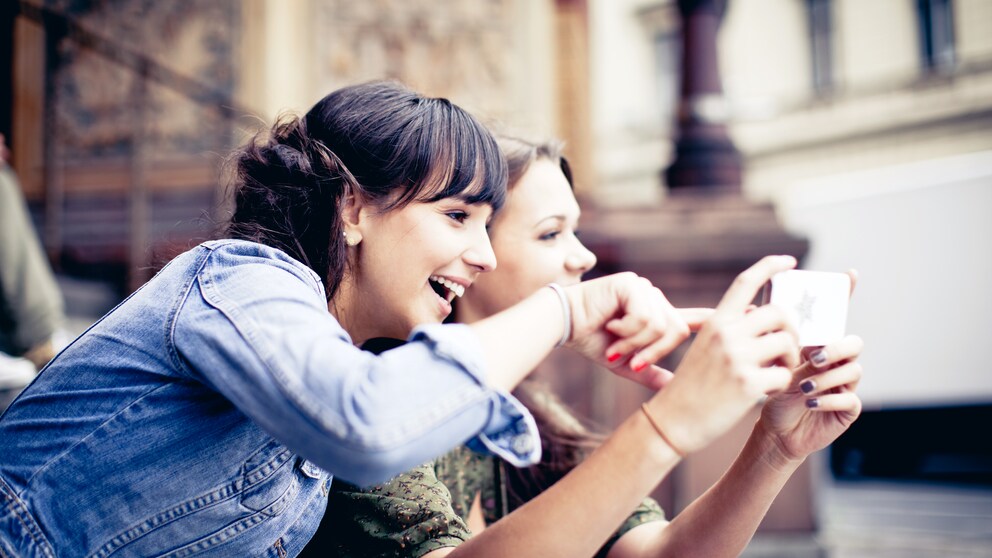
[317,135,865,558]
[0,82,708,557]
[0,133,65,397]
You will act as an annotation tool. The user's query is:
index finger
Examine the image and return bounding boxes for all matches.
[613,364,675,391]
[716,255,797,314]
[678,307,714,332]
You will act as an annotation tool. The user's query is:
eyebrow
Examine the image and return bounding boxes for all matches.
[534,215,568,227]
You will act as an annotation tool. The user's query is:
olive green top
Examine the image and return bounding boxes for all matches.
[320,445,666,557]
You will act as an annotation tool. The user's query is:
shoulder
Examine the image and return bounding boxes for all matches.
[331,460,443,501]
[435,446,495,520]
[199,239,323,282]
[435,446,492,486]
[171,239,345,351]
[194,239,327,300]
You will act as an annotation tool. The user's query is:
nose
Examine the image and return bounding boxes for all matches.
[464,229,498,273]
[565,236,597,275]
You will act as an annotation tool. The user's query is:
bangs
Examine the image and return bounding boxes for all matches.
[384,98,507,211]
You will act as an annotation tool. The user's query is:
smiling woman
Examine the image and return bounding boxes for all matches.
[317,135,867,558]
[332,191,497,344]
[0,82,713,557]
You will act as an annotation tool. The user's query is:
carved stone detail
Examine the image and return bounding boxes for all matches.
[48,0,239,161]
[314,0,516,121]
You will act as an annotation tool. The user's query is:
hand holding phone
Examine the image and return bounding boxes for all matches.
[765,270,851,347]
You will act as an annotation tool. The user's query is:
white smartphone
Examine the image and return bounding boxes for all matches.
[764,270,851,347]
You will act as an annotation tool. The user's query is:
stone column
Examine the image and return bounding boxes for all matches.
[575,0,814,531]
[553,0,595,196]
[665,0,741,191]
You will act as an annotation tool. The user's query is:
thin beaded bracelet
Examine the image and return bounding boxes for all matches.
[546,283,571,348]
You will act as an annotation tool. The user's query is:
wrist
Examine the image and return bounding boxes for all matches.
[560,283,585,345]
[640,402,687,458]
[546,283,572,347]
[640,392,702,459]
[749,420,806,474]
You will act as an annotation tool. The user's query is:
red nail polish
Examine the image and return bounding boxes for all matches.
[607,353,622,363]
[632,361,648,372]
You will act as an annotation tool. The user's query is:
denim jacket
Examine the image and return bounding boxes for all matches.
[0,240,539,557]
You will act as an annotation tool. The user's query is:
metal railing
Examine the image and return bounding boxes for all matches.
[14,0,251,291]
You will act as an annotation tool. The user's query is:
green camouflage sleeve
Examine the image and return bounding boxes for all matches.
[596,497,667,558]
[324,461,471,558]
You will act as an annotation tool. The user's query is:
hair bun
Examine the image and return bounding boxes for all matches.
[270,143,309,172]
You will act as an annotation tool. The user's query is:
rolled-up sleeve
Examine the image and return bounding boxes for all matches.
[171,241,540,486]
[409,324,540,468]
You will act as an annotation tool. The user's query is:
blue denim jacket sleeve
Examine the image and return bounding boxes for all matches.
[172,242,539,486]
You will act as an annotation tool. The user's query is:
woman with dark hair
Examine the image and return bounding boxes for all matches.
[0,83,714,557]
[320,135,864,557]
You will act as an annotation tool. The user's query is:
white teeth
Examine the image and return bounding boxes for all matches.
[429,275,465,299]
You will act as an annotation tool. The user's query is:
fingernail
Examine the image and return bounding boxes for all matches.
[607,352,622,363]
[631,360,648,372]
[810,350,828,367]
[800,379,816,394]
[805,398,819,409]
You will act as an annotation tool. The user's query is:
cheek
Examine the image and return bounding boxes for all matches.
[499,246,563,293]
[467,261,527,312]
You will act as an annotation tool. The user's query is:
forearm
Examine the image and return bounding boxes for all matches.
[186,321,528,486]
[180,256,542,484]
[449,409,682,558]
[468,286,563,392]
[643,422,803,557]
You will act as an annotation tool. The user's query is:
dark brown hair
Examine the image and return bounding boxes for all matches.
[224,81,507,300]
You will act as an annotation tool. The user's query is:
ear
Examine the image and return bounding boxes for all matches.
[340,184,367,245]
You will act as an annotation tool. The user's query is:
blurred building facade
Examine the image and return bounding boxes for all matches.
[3,0,585,291]
[583,0,992,539]
[718,0,992,413]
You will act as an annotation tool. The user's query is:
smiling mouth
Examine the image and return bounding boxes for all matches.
[429,275,465,304]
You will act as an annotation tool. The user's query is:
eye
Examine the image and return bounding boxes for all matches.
[446,210,470,224]
[539,230,562,241]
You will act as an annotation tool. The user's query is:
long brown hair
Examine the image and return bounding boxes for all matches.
[495,135,604,513]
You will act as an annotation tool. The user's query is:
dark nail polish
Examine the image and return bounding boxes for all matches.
[805,398,819,409]
[800,379,816,394]
[810,350,827,366]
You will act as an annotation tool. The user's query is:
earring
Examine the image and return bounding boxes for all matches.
[343,231,361,247]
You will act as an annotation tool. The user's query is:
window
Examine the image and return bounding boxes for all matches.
[807,0,833,95]
[653,29,681,131]
[917,0,955,72]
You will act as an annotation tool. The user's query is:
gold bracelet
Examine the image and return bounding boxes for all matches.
[640,403,686,457]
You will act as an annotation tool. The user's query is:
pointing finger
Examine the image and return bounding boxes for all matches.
[717,255,797,314]
[679,307,714,332]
